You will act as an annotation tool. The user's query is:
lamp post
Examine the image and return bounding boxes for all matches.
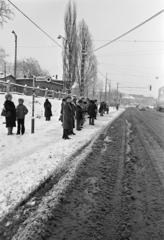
[12,30,17,80]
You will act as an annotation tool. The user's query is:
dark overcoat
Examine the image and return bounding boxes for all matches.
[63,103,74,130]
[76,104,83,120]
[4,100,16,128]
[88,102,97,118]
[44,100,52,117]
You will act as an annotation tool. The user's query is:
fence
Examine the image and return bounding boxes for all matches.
[0,80,67,99]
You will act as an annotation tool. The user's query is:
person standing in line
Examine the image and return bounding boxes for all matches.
[2,93,16,135]
[76,99,83,131]
[44,99,52,121]
[69,97,76,135]
[94,99,98,119]
[62,95,74,139]
[88,100,97,125]
[59,98,66,123]
[16,98,28,135]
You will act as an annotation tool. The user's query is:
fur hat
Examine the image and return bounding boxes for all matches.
[65,95,72,100]
[5,93,12,100]
[18,98,24,103]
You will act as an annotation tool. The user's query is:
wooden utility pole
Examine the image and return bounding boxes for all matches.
[108,79,111,105]
[31,76,35,134]
[104,73,108,102]
[4,62,6,81]
[116,82,119,104]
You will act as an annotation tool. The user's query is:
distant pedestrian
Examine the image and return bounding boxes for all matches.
[105,104,109,114]
[2,93,16,135]
[94,99,98,119]
[116,103,119,111]
[16,98,28,135]
[76,99,83,130]
[44,99,52,121]
[88,100,97,125]
[99,102,105,116]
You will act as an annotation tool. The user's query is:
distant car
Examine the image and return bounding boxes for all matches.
[138,105,146,111]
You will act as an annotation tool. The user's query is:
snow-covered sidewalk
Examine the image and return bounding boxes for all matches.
[0,93,124,219]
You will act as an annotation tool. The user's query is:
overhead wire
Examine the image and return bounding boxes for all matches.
[7,0,62,49]
[94,9,164,52]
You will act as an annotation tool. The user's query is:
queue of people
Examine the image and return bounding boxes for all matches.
[1,93,111,138]
[59,96,99,140]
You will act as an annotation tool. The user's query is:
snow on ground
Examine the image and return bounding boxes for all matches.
[0,93,124,219]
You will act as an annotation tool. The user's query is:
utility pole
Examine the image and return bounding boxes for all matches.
[104,73,108,102]
[12,30,17,80]
[4,62,6,81]
[108,79,111,105]
[116,82,119,103]
[31,76,35,134]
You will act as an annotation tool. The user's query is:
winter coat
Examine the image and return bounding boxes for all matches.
[76,104,83,120]
[88,102,97,118]
[70,102,76,128]
[99,102,105,113]
[16,104,28,119]
[44,100,52,118]
[63,102,74,130]
[4,100,16,128]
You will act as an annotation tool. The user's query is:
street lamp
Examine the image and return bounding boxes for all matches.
[12,30,17,80]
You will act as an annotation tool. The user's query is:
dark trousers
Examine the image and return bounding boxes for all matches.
[46,116,51,121]
[62,129,69,139]
[89,117,94,125]
[17,119,25,135]
[76,119,81,130]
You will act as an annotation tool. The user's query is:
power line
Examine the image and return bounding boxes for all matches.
[94,40,164,43]
[94,9,164,52]
[8,0,62,49]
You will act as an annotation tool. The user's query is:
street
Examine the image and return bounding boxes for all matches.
[1,108,164,240]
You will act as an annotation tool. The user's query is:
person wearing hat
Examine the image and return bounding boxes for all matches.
[62,95,74,139]
[3,93,16,135]
[87,100,97,125]
[59,98,66,123]
[44,98,52,121]
[16,98,28,135]
[75,99,83,131]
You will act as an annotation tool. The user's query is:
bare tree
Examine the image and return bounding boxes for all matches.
[63,1,78,91]
[77,19,98,97]
[16,58,49,78]
[0,0,13,25]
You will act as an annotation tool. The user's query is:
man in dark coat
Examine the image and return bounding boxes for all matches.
[59,98,66,123]
[87,100,97,125]
[44,99,52,121]
[70,99,76,134]
[62,95,74,139]
[3,93,16,135]
[76,99,83,131]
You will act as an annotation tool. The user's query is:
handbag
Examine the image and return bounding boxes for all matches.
[1,108,6,117]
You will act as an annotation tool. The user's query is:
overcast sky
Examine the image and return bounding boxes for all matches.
[0,0,164,97]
